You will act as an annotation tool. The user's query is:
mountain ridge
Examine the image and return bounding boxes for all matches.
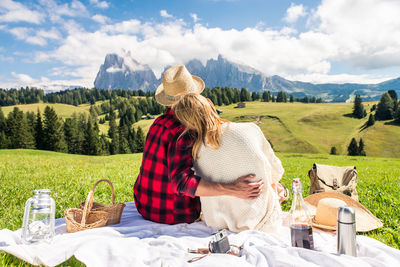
[94,53,400,102]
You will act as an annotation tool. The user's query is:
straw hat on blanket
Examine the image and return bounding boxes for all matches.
[304,192,383,232]
[155,65,205,106]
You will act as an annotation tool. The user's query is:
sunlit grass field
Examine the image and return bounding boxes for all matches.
[2,103,91,119]
[0,149,399,266]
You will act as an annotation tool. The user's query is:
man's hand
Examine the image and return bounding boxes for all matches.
[224,174,264,199]
[195,174,264,199]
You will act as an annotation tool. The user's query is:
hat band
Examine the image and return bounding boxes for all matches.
[163,80,198,102]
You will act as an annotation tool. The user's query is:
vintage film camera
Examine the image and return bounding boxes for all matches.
[208,229,230,253]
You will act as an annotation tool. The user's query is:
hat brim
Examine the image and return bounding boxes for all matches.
[155,75,205,106]
[304,192,383,232]
[311,216,337,231]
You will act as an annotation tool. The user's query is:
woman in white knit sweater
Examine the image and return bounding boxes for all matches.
[172,94,284,233]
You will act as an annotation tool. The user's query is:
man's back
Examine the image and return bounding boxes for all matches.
[134,109,201,224]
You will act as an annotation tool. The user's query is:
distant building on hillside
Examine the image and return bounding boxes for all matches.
[234,102,246,108]
[141,115,155,120]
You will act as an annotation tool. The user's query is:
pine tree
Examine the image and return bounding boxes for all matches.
[128,127,137,153]
[108,113,119,154]
[0,108,9,148]
[0,130,9,149]
[395,103,400,123]
[388,90,398,114]
[375,92,394,120]
[118,124,131,154]
[43,106,66,152]
[64,117,81,154]
[276,91,287,102]
[233,89,241,103]
[366,114,375,127]
[240,88,251,102]
[262,91,269,102]
[34,110,44,150]
[0,107,7,148]
[358,138,366,156]
[6,107,35,149]
[352,95,366,119]
[289,94,294,103]
[251,92,258,101]
[135,126,145,153]
[330,146,337,155]
[83,120,100,155]
[0,107,6,132]
[347,138,359,156]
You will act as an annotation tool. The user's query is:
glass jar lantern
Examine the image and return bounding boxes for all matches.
[22,189,56,243]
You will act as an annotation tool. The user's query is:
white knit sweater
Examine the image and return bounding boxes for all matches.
[194,122,284,233]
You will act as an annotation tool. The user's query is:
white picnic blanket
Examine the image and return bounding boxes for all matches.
[0,202,399,267]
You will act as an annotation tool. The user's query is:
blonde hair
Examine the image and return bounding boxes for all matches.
[172,94,227,159]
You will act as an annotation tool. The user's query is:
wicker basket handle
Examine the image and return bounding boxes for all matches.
[91,179,115,205]
[81,190,94,227]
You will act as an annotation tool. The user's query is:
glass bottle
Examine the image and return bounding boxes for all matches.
[22,189,56,244]
[289,178,314,249]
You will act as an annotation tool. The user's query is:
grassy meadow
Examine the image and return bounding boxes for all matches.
[218,101,400,158]
[2,103,91,119]
[0,149,399,266]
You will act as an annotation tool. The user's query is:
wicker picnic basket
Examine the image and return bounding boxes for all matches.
[64,190,108,233]
[79,179,126,226]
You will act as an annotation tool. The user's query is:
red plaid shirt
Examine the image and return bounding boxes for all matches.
[133,108,201,224]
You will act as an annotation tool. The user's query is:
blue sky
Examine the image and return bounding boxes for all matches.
[1,0,400,90]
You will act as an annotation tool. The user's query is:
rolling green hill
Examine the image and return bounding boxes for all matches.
[2,102,91,119]
[0,149,399,266]
[3,100,400,157]
[218,101,400,158]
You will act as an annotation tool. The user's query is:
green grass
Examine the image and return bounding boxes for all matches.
[0,149,399,266]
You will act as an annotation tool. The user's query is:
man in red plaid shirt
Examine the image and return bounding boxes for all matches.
[134,65,264,224]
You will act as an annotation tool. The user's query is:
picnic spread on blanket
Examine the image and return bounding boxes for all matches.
[1,167,399,266]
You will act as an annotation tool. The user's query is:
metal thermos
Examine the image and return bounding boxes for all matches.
[337,206,357,257]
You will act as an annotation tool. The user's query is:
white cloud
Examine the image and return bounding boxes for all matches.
[288,73,395,85]
[190,13,200,23]
[11,72,37,84]
[90,0,109,9]
[311,0,400,70]
[92,14,110,24]
[284,3,307,23]
[7,27,61,46]
[37,27,62,40]
[5,71,89,91]
[0,0,44,24]
[8,27,30,39]
[38,0,89,23]
[6,0,400,89]
[160,10,173,18]
[0,54,13,62]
